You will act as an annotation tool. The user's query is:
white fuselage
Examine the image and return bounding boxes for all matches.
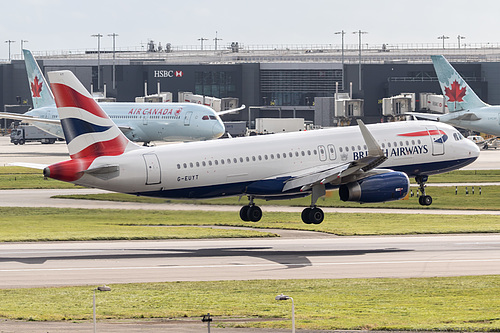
[439,105,500,136]
[71,121,479,199]
[25,102,225,142]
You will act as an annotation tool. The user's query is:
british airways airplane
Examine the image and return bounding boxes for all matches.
[409,55,500,136]
[43,70,479,224]
[2,49,243,144]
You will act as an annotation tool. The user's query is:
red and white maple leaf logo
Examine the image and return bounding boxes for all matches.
[30,76,43,98]
[444,80,466,103]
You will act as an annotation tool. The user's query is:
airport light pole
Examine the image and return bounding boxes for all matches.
[108,33,118,90]
[214,31,222,52]
[20,40,28,58]
[275,293,295,333]
[5,40,15,61]
[91,33,103,91]
[438,35,449,49]
[457,35,465,49]
[93,285,111,333]
[198,37,208,50]
[335,30,346,66]
[353,30,367,91]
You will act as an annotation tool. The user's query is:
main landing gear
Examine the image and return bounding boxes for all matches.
[415,175,432,206]
[238,188,325,224]
[239,196,263,222]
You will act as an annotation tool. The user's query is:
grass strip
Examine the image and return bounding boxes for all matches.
[0,276,499,331]
[0,207,499,242]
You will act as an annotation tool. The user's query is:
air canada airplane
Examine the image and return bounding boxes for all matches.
[43,70,479,224]
[2,49,244,144]
[409,55,500,136]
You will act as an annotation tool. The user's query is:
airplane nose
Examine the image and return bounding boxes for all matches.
[212,121,225,138]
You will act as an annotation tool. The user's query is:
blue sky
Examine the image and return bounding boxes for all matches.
[1,0,498,59]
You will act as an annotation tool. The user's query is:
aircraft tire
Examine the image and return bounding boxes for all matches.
[423,195,432,206]
[247,205,262,222]
[239,206,250,221]
[309,207,324,224]
[301,208,313,224]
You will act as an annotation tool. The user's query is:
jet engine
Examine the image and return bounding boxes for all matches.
[338,171,410,203]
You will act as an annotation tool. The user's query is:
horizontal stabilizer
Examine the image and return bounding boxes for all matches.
[7,162,48,170]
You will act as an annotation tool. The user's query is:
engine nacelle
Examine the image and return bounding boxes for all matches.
[339,171,410,203]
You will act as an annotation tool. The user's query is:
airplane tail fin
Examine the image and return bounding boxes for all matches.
[23,49,56,109]
[47,70,140,160]
[431,55,487,112]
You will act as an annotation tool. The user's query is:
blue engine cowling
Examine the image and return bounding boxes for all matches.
[338,171,410,203]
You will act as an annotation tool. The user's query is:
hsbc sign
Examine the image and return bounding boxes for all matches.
[154,70,184,78]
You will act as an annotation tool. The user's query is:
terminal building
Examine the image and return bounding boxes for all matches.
[1,43,499,129]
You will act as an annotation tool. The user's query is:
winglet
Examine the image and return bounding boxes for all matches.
[356,119,384,156]
[217,104,246,116]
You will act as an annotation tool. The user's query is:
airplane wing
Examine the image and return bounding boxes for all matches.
[404,112,441,121]
[0,112,61,124]
[217,104,246,116]
[282,120,387,192]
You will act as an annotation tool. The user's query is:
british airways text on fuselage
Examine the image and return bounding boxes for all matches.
[353,144,429,160]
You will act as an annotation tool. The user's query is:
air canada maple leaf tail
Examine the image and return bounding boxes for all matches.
[431,55,487,112]
[44,70,140,182]
[23,49,55,109]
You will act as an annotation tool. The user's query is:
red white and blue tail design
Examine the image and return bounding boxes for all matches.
[44,70,140,182]
[48,70,139,159]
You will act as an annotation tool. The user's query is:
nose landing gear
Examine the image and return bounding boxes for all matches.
[415,175,432,206]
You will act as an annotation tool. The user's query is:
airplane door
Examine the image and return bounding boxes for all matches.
[143,153,161,185]
[184,111,193,126]
[426,126,445,156]
[143,115,148,125]
[318,145,327,161]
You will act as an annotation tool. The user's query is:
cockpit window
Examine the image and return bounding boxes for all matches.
[202,115,209,120]
[209,115,217,120]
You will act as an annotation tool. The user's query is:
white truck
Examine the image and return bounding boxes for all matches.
[10,125,59,145]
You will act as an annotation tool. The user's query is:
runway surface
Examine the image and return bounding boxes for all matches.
[1,234,500,289]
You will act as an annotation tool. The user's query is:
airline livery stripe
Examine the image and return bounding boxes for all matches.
[61,118,112,143]
[398,130,445,137]
[51,83,107,119]
[67,127,124,157]
[58,106,116,127]
[69,135,129,160]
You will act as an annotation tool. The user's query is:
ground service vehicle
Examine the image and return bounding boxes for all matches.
[10,125,59,145]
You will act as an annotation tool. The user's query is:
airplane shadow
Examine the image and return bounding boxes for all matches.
[0,247,413,269]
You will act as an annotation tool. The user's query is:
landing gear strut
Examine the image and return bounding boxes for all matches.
[415,175,432,206]
[239,196,262,222]
[301,184,325,224]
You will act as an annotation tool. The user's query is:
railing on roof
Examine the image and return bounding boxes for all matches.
[7,42,500,63]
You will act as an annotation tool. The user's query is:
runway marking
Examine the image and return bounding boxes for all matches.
[2,258,500,272]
